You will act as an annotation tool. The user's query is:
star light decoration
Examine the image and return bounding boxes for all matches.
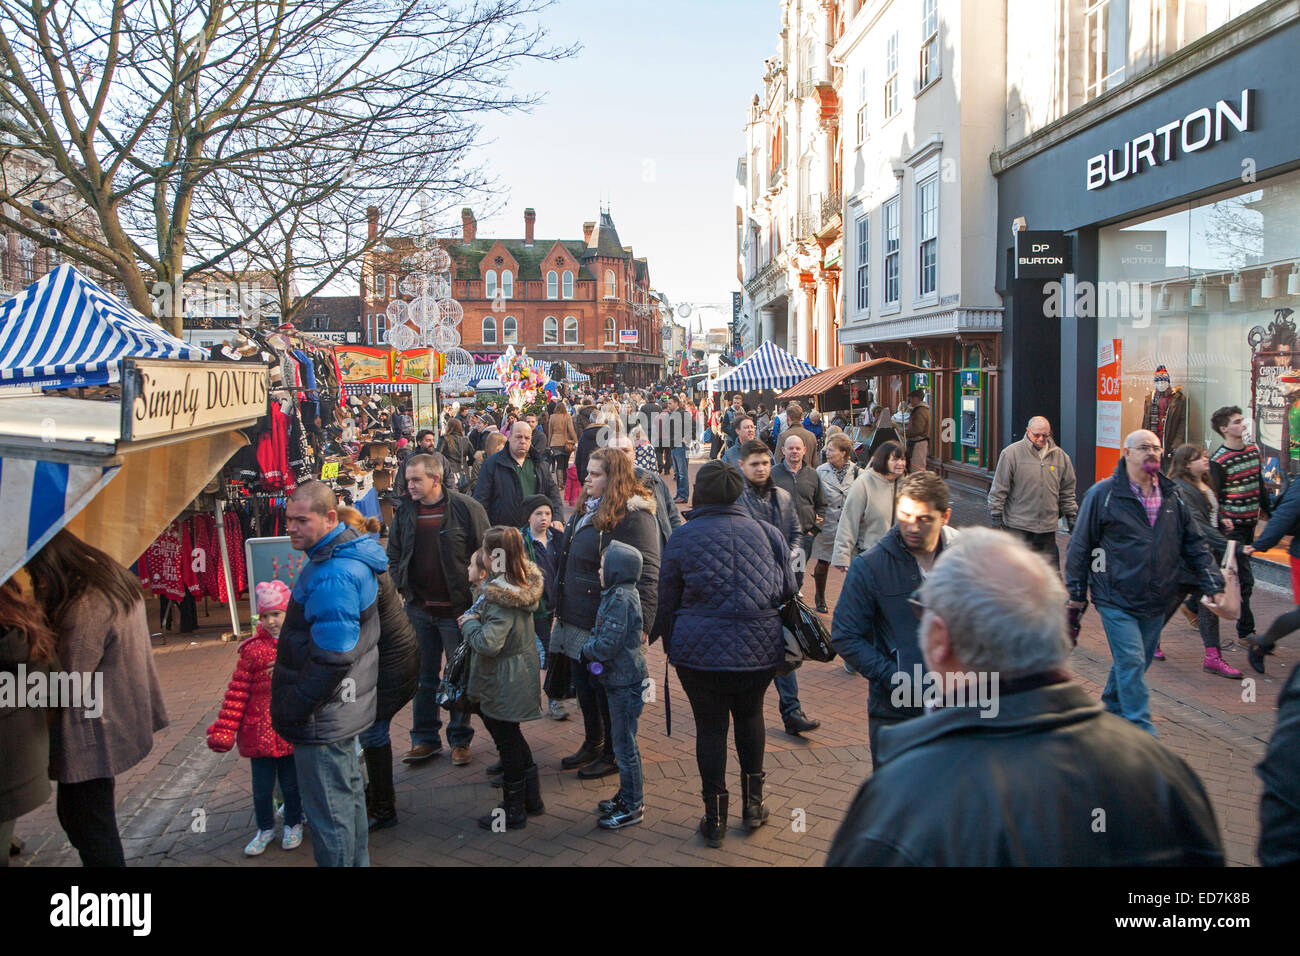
[383,230,469,390]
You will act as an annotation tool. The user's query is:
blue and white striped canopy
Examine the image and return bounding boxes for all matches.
[468,365,506,390]
[344,383,410,395]
[561,361,590,383]
[712,341,820,392]
[0,455,121,585]
[0,265,209,388]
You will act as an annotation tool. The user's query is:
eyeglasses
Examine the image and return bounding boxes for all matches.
[908,589,927,620]
[1127,443,1163,454]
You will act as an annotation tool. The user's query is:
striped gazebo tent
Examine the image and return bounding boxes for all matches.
[0,264,209,388]
[712,340,820,393]
[560,360,590,383]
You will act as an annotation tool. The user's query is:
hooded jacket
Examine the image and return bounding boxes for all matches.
[987,434,1079,534]
[581,540,648,688]
[271,524,387,745]
[832,524,959,720]
[827,681,1224,866]
[1065,458,1224,616]
[463,564,545,723]
[473,448,565,528]
[555,494,661,635]
[656,502,794,671]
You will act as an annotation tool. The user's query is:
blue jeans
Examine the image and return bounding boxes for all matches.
[774,671,802,718]
[606,684,645,807]
[671,446,689,501]
[294,739,369,867]
[359,718,390,749]
[408,604,474,749]
[1096,604,1165,737]
[251,754,302,831]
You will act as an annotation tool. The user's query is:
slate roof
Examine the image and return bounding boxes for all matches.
[583,212,629,260]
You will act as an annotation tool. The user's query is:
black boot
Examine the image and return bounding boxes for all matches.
[364,744,397,831]
[815,593,829,614]
[486,760,503,776]
[523,764,545,815]
[699,793,728,848]
[478,779,527,830]
[561,739,604,770]
[741,772,769,830]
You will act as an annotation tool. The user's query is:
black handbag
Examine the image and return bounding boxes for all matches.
[436,639,477,713]
[780,595,837,663]
[544,649,576,700]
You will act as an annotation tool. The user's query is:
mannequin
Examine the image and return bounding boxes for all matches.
[1142,365,1186,466]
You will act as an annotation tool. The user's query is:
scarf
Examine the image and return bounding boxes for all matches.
[576,495,601,534]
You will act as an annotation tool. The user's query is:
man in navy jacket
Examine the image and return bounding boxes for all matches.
[1066,430,1224,736]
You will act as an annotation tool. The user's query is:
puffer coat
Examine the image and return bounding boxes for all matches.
[463,564,545,723]
[655,502,794,671]
[207,626,293,759]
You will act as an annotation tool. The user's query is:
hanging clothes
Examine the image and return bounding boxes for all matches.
[256,403,294,490]
[140,521,186,600]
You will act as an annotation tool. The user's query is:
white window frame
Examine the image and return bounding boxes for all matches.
[543,315,558,344]
[855,213,869,315]
[919,0,940,90]
[376,273,386,297]
[485,270,497,298]
[604,269,617,299]
[882,196,901,313]
[915,173,939,305]
[375,312,388,342]
[884,32,899,119]
[562,270,574,298]
[502,269,513,299]
[1084,0,1129,102]
[502,314,518,344]
[563,316,579,344]
[856,67,868,146]
[482,315,497,344]
[546,270,558,299]
[605,316,616,345]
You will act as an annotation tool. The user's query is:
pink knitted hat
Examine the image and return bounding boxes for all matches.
[256,580,291,613]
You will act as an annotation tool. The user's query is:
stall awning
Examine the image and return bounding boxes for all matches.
[0,457,122,584]
[712,341,821,392]
[778,357,928,401]
[0,265,209,388]
[560,361,590,383]
[344,383,411,395]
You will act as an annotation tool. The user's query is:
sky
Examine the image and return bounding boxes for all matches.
[461,0,780,333]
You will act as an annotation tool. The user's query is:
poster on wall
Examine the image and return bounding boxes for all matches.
[1096,338,1123,483]
[334,346,392,383]
[1249,308,1300,484]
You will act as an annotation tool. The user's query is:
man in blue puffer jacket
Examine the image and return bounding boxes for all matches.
[654,460,795,849]
[272,481,388,867]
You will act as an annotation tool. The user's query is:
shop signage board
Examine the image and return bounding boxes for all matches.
[619,329,638,344]
[335,346,392,383]
[1095,338,1123,482]
[120,358,268,441]
[1014,230,1073,279]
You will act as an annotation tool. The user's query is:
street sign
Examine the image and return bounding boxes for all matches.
[619,329,638,344]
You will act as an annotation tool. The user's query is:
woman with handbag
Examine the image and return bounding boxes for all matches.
[460,526,546,830]
[547,401,578,486]
[550,447,660,780]
[1165,445,1244,678]
[438,418,474,492]
[654,460,794,848]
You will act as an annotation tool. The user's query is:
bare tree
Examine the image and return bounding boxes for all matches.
[0,0,571,335]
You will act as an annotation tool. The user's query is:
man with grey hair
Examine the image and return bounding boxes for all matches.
[1066,429,1224,736]
[827,528,1225,867]
[987,416,1078,571]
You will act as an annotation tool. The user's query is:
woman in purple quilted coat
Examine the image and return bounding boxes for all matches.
[653,460,795,849]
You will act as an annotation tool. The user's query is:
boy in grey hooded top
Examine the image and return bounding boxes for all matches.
[582,540,649,826]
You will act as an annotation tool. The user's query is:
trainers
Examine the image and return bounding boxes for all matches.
[1152,645,1165,661]
[244,829,276,856]
[451,746,472,766]
[548,699,569,721]
[281,823,303,851]
[598,802,644,830]
[401,744,442,764]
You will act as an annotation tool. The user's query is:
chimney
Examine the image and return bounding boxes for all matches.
[583,221,595,244]
[461,208,477,244]
[366,205,379,240]
[524,208,536,245]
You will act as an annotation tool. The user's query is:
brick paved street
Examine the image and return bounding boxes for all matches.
[12,457,1294,867]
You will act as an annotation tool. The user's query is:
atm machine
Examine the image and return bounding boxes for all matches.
[958,368,984,465]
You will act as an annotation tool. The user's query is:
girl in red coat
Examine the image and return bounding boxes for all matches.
[207,580,304,856]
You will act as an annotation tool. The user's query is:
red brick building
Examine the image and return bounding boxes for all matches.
[361,206,666,386]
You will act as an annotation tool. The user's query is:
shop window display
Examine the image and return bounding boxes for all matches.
[1097,168,1300,487]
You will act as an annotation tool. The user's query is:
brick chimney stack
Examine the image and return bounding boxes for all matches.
[524,208,536,245]
[583,221,595,245]
[461,208,477,244]
[367,205,379,240]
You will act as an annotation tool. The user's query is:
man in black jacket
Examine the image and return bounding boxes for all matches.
[832,471,956,767]
[474,421,565,529]
[1066,430,1224,736]
[771,433,826,588]
[828,528,1225,867]
[388,454,489,766]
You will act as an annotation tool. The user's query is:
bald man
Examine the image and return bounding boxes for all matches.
[987,416,1078,571]
[1065,429,1225,736]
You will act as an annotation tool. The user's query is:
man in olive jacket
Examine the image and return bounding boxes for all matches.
[829,529,1225,867]
[987,416,1078,571]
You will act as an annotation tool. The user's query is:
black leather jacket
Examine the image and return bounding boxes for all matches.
[827,680,1225,866]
